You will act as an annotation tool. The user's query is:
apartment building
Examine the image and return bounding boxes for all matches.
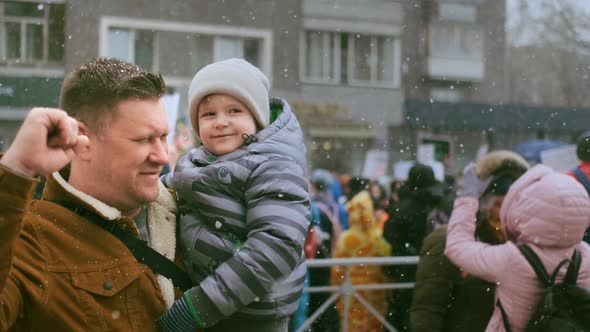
[0,0,64,150]
[1,0,407,174]
[285,0,404,174]
[11,0,563,176]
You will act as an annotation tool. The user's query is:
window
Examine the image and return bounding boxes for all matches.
[302,30,398,87]
[429,23,483,60]
[430,87,463,102]
[101,17,272,79]
[107,27,263,74]
[190,35,262,72]
[107,28,155,71]
[349,34,396,85]
[303,31,339,83]
[0,1,65,65]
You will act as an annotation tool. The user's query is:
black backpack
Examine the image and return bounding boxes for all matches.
[498,245,590,332]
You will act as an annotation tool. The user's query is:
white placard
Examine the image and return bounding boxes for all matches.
[163,93,180,146]
[430,160,445,182]
[475,143,489,162]
[362,149,389,179]
[540,145,578,172]
[393,160,415,181]
[417,144,435,165]
[392,159,444,182]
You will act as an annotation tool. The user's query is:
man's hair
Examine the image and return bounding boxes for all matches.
[59,58,166,133]
[577,131,590,162]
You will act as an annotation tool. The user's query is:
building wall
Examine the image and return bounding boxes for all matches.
[400,0,508,175]
[1,0,518,179]
[471,0,506,103]
[64,0,301,90]
[292,0,405,175]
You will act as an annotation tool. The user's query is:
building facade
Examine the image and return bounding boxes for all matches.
[2,0,580,177]
[401,0,585,173]
[1,0,405,175]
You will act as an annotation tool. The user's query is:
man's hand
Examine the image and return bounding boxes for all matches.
[458,162,493,198]
[1,108,88,177]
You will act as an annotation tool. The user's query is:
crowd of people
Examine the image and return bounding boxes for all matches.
[298,142,590,332]
[1,55,590,332]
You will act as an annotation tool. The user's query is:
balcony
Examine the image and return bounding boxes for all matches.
[427,56,484,81]
[426,22,485,82]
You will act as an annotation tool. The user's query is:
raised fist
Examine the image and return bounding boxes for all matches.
[1,108,88,177]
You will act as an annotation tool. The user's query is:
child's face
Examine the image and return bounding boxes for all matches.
[197,93,257,155]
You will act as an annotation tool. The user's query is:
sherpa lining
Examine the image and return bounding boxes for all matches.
[52,171,121,220]
[148,182,177,308]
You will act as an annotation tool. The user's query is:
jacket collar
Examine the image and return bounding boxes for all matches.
[43,168,178,308]
[43,169,176,221]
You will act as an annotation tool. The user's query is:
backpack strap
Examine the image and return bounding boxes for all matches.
[46,199,194,291]
[519,245,552,287]
[564,249,582,285]
[520,245,580,287]
[573,168,590,195]
[497,300,513,332]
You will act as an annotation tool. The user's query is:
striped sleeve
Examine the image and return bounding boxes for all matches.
[186,156,310,326]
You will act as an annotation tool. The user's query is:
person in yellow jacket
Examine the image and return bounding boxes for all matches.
[331,177,391,332]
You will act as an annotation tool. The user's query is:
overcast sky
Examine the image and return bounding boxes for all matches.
[505,0,590,45]
[506,0,590,23]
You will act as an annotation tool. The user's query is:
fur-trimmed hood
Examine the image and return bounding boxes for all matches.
[475,150,529,179]
[475,150,529,198]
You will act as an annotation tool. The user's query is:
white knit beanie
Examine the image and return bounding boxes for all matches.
[188,58,270,138]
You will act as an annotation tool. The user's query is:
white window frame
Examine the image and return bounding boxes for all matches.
[213,36,244,60]
[347,34,400,88]
[0,1,63,65]
[99,16,273,81]
[106,28,159,71]
[299,30,341,85]
[429,22,483,60]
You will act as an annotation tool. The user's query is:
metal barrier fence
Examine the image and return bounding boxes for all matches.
[297,256,420,332]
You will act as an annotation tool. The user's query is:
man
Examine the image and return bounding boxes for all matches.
[382,163,443,331]
[0,58,179,331]
[568,131,590,243]
[568,131,590,180]
[410,151,528,332]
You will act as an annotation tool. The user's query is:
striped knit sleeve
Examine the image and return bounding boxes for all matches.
[185,156,310,327]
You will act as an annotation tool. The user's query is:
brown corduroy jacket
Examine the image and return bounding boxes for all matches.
[0,165,180,331]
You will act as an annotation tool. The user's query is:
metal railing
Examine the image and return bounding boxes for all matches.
[296,256,420,332]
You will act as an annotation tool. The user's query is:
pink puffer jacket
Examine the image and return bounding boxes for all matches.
[445,164,590,332]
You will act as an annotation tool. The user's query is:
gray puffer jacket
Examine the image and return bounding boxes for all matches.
[163,98,310,326]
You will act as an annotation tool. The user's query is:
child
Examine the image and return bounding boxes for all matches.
[158,58,310,331]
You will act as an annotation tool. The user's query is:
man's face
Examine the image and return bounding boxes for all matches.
[197,93,257,156]
[89,98,169,212]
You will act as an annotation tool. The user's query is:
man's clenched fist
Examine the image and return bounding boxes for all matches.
[1,108,88,177]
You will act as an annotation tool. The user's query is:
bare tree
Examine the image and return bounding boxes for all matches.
[507,0,590,107]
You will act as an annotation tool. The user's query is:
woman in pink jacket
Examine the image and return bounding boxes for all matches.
[446,164,590,332]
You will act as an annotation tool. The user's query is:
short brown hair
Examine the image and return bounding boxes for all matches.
[59,58,166,133]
